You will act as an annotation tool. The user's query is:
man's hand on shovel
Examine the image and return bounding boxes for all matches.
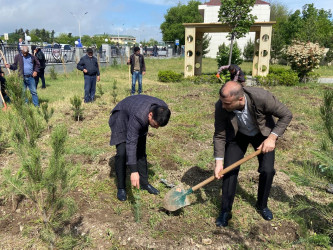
[214,159,224,179]
[257,133,277,154]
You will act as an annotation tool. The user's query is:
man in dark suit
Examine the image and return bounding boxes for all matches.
[109,95,171,201]
[213,81,292,227]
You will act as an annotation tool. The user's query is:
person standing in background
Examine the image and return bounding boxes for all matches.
[31,45,47,89]
[77,48,100,103]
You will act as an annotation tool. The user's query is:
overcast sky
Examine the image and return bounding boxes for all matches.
[0,0,331,42]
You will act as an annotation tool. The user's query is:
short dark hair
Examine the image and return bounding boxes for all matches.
[134,47,140,52]
[219,82,244,99]
[86,48,93,53]
[228,65,238,72]
[150,105,171,127]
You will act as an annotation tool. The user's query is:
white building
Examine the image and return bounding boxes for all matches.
[198,0,271,58]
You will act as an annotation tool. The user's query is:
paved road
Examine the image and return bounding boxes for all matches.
[246,76,333,85]
[318,78,333,84]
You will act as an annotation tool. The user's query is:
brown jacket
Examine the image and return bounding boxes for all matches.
[213,87,293,158]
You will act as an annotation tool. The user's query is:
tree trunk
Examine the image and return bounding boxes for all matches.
[228,34,235,65]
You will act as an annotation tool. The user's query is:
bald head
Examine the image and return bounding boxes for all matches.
[219,81,244,100]
[21,46,29,53]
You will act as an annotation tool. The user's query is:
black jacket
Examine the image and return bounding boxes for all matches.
[77,55,100,76]
[109,95,167,167]
[35,49,46,69]
[128,53,146,74]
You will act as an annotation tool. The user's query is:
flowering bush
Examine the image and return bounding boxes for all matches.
[285,40,325,82]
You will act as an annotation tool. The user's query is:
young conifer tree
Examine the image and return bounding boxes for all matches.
[3,72,78,247]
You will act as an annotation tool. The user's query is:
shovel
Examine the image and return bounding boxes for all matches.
[163,149,262,211]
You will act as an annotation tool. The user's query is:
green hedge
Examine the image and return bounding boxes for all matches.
[158,70,183,82]
[256,68,299,86]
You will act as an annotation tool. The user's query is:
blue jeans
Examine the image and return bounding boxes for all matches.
[84,75,97,103]
[23,76,39,106]
[131,71,142,94]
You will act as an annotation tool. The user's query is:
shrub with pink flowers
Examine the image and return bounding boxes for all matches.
[286,40,325,82]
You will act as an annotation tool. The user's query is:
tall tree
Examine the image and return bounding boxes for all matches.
[280,4,333,47]
[160,0,203,45]
[218,0,257,65]
[269,1,290,62]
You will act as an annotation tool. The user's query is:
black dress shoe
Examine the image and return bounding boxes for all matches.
[215,211,232,227]
[117,189,127,201]
[141,184,159,195]
[257,207,273,221]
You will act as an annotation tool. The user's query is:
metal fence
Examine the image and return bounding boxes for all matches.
[0,44,126,66]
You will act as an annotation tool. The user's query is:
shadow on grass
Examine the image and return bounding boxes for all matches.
[180,163,333,245]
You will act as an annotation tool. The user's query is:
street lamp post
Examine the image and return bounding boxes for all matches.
[70,11,88,44]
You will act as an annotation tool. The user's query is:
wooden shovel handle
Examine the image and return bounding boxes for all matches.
[192,149,261,192]
[0,91,7,109]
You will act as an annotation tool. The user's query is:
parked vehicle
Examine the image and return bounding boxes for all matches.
[60,44,75,63]
[41,43,75,63]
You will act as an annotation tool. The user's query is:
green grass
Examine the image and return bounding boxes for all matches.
[0,58,332,249]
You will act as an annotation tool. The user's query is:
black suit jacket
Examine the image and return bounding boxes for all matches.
[109,95,168,166]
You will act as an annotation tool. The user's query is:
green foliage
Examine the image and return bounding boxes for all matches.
[158,70,183,82]
[276,4,333,48]
[286,40,325,82]
[97,83,104,97]
[38,102,54,130]
[160,0,203,45]
[2,73,78,247]
[243,39,254,61]
[49,65,58,80]
[54,33,78,45]
[218,0,256,64]
[202,34,211,58]
[291,198,333,247]
[218,0,257,40]
[321,90,333,144]
[216,42,243,68]
[111,79,118,104]
[312,90,333,182]
[255,69,299,86]
[324,48,333,65]
[70,95,84,121]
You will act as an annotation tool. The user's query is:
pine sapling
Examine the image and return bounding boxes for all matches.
[97,83,104,96]
[38,102,54,130]
[49,65,58,80]
[133,188,141,223]
[70,95,84,121]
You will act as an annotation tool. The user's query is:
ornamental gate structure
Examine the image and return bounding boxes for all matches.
[183,22,275,77]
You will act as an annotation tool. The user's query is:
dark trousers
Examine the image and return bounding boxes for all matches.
[115,137,149,189]
[35,68,46,88]
[0,76,10,102]
[221,132,275,212]
[84,75,97,103]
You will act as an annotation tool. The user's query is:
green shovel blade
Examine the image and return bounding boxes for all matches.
[163,184,193,211]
